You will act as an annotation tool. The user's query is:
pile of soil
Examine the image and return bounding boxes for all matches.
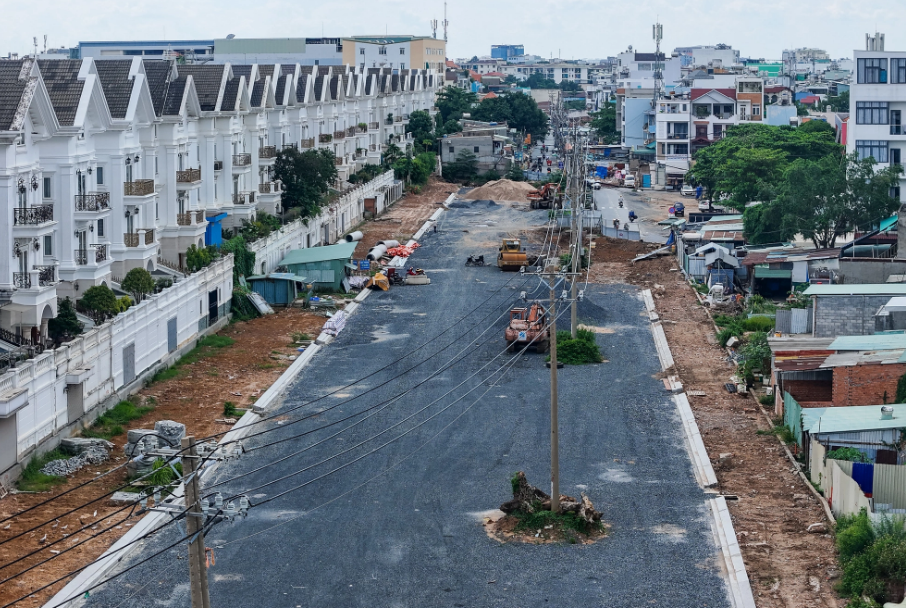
[463,180,538,203]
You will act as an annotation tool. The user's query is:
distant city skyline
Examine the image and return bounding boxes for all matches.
[3,0,902,62]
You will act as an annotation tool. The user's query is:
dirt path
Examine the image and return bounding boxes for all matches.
[588,237,840,608]
[353,177,457,258]
[0,180,451,607]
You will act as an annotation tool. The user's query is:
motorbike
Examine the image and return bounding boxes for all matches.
[465,255,485,267]
[407,267,425,276]
[618,200,623,208]
[628,211,637,222]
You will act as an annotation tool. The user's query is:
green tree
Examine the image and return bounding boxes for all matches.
[383,142,403,168]
[798,120,835,136]
[405,109,435,153]
[564,100,586,110]
[121,268,155,303]
[589,104,619,144]
[744,153,903,248]
[444,150,478,183]
[559,80,582,93]
[185,244,215,272]
[435,87,477,123]
[470,93,549,141]
[505,164,525,181]
[79,285,118,323]
[827,90,850,113]
[522,73,558,89]
[48,297,83,344]
[273,148,338,221]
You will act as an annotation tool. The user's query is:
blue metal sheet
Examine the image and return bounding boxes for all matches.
[852,462,874,495]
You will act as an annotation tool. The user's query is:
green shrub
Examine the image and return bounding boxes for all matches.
[758,394,773,406]
[223,401,238,417]
[743,315,775,332]
[121,268,155,302]
[827,447,871,463]
[115,296,133,313]
[78,285,118,323]
[739,332,771,381]
[553,329,602,365]
[837,510,875,564]
[82,400,153,440]
[48,297,84,344]
[17,449,68,491]
[713,314,736,327]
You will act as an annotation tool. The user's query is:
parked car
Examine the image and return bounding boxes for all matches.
[673,202,685,217]
[681,184,695,197]
[623,174,636,188]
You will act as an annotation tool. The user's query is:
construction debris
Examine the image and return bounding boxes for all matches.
[462,180,539,203]
[386,243,419,258]
[500,472,602,525]
[40,444,110,477]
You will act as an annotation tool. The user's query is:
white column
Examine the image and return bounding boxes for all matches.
[0,178,14,289]
[58,165,76,270]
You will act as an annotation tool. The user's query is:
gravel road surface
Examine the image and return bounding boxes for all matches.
[80,201,729,608]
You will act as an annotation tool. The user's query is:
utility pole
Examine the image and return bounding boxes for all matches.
[547,269,560,514]
[569,124,580,338]
[182,436,211,608]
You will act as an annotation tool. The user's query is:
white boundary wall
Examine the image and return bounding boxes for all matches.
[250,171,401,274]
[0,256,233,487]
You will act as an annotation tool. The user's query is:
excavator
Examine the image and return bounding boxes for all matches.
[527,183,562,210]
[497,238,529,271]
[504,301,550,352]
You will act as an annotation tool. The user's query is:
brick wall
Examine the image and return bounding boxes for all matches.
[832,363,906,406]
[814,295,892,338]
[785,380,833,403]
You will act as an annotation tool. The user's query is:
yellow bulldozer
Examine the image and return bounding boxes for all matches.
[497,238,530,271]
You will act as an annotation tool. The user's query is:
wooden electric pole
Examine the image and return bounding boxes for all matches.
[182,436,211,608]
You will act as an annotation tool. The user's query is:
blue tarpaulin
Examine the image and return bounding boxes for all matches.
[596,166,607,178]
[852,462,875,496]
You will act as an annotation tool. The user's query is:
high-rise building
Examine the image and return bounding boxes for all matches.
[491,45,524,60]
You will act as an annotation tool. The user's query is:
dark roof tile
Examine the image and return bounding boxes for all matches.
[275,74,289,104]
[37,59,84,126]
[0,61,29,131]
[174,65,224,111]
[162,77,187,116]
[142,60,171,117]
[94,59,133,119]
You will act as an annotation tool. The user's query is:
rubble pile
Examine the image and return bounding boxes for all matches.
[40,441,111,477]
[462,180,539,203]
[500,471,602,525]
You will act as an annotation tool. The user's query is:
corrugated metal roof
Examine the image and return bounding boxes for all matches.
[821,350,906,367]
[805,284,906,296]
[801,407,828,433]
[805,403,906,433]
[830,334,906,351]
[279,242,357,266]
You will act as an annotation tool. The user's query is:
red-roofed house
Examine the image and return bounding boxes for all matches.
[481,91,498,100]
[765,85,793,106]
[800,95,821,106]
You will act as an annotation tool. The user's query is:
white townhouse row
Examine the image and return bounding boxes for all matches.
[0,57,439,350]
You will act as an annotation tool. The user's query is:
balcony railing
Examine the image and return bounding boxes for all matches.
[368,122,380,130]
[259,146,277,159]
[214,160,224,171]
[177,212,192,226]
[13,205,54,225]
[319,134,332,143]
[232,153,252,167]
[394,116,402,123]
[95,244,108,263]
[75,192,110,211]
[75,249,88,265]
[196,210,205,223]
[333,131,346,140]
[300,138,315,149]
[282,143,299,151]
[369,144,377,151]
[258,182,275,193]
[346,126,357,137]
[357,125,368,133]
[124,234,138,248]
[667,133,689,140]
[385,117,394,125]
[0,325,42,351]
[176,167,201,183]
[334,157,344,166]
[232,192,256,204]
[144,229,154,245]
[892,126,903,135]
[402,113,410,120]
[13,273,30,289]
[124,179,155,196]
[37,265,55,285]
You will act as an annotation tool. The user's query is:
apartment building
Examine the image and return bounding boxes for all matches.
[341,36,446,72]
[650,76,764,186]
[499,62,601,84]
[846,34,906,196]
[0,57,439,349]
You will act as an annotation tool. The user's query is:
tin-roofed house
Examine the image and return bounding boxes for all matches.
[277,241,357,292]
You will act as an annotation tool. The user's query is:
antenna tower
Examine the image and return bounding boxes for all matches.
[430,19,438,39]
[443,1,449,43]
[652,22,663,105]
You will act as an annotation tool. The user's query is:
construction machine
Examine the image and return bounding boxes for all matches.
[527,183,562,209]
[497,238,529,271]
[505,301,550,352]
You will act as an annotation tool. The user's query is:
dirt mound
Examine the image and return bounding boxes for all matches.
[463,179,538,203]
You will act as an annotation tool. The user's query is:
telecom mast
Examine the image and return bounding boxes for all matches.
[652,22,663,105]
[443,2,449,42]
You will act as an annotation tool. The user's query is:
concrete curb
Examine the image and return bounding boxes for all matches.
[45,199,452,608]
[650,322,674,370]
[640,288,659,322]
[709,496,757,608]
[674,394,718,488]
[643,289,755,608]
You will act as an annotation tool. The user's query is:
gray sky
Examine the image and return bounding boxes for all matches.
[7,0,903,61]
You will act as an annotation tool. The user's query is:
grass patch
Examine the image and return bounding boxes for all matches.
[223,401,238,417]
[290,331,312,343]
[149,334,236,385]
[82,399,153,440]
[17,449,68,491]
[758,394,774,406]
[206,369,219,377]
[256,363,276,370]
[756,424,797,445]
[513,506,604,536]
